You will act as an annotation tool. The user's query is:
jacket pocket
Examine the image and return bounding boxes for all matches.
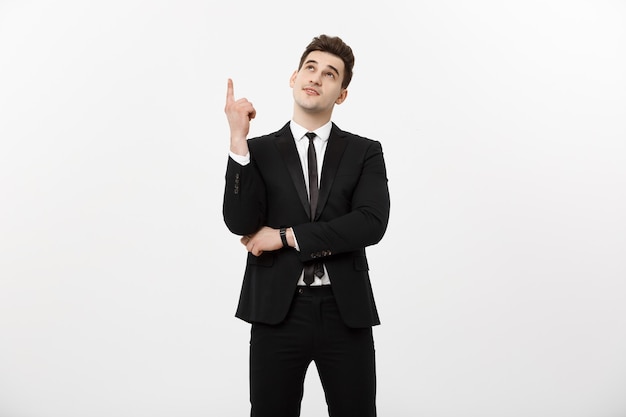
[248,251,275,267]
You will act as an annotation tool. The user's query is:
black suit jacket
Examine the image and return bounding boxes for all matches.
[223,122,390,328]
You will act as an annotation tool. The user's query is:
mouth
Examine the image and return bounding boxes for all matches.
[303,87,319,96]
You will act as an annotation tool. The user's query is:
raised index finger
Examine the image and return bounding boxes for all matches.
[226,78,235,103]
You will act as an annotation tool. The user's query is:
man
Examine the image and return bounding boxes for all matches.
[223,34,390,417]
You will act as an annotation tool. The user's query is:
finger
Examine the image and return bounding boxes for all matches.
[226,78,235,103]
[236,99,256,121]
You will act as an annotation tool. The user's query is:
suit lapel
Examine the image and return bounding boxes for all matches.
[274,125,310,216]
[316,124,348,220]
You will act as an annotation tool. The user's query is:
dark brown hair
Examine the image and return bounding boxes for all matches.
[298,34,355,89]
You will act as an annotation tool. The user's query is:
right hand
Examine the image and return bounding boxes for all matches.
[240,226,284,257]
[224,78,256,153]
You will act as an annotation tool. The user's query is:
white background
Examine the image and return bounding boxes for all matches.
[1,1,625,416]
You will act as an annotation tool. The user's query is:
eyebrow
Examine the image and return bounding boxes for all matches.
[304,59,341,78]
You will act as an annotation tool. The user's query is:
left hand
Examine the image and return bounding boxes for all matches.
[240,226,282,256]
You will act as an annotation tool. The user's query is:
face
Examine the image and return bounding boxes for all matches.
[289,50,348,116]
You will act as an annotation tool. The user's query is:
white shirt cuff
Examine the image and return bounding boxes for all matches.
[229,151,250,166]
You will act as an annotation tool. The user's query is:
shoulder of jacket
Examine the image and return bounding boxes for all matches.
[332,123,378,144]
[248,122,291,144]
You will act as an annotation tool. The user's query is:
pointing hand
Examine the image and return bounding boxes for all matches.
[224,78,256,143]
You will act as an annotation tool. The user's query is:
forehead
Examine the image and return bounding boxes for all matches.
[302,50,345,73]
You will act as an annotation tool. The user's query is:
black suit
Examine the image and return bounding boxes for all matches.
[223,122,390,327]
[223,121,390,416]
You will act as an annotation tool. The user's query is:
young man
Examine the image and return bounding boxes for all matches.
[223,34,390,417]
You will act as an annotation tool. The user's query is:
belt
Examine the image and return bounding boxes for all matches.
[295,285,333,297]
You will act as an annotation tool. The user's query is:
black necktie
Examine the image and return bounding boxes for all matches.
[304,132,324,285]
[306,132,319,221]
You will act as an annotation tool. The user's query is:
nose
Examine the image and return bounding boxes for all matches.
[309,71,322,85]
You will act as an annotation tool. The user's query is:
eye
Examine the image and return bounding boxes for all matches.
[325,72,335,79]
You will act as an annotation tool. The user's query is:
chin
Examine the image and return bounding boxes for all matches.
[295,99,318,111]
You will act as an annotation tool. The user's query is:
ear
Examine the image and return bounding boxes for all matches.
[289,70,298,87]
[335,89,348,105]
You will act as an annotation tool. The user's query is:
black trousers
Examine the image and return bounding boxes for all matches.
[249,286,377,417]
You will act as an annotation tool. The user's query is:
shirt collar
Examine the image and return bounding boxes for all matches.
[290,120,332,143]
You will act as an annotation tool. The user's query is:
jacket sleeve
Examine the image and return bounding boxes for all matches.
[222,156,266,236]
[292,140,390,261]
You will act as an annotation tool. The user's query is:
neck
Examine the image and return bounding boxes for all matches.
[292,107,332,132]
